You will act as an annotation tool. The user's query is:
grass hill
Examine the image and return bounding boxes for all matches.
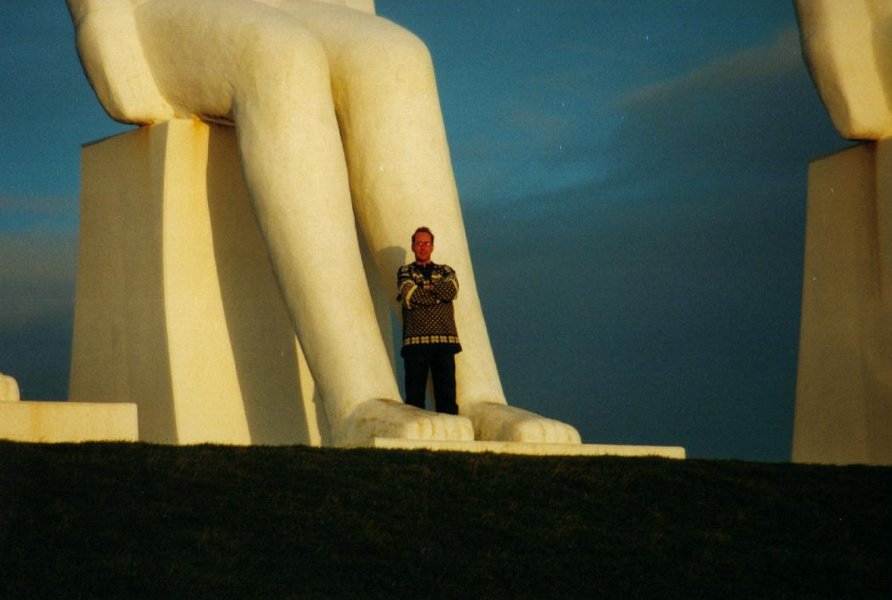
[0,442,889,599]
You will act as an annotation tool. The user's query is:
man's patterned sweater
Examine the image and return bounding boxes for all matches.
[396,262,461,354]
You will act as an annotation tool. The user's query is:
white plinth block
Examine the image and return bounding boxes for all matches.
[794,142,892,465]
[69,120,326,446]
[0,401,137,443]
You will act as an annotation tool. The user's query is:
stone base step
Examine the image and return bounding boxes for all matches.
[366,437,685,458]
[0,401,138,443]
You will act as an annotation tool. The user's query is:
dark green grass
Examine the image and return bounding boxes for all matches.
[0,442,889,599]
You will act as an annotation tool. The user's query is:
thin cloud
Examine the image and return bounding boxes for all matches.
[601,24,843,195]
[502,104,575,146]
[621,26,804,109]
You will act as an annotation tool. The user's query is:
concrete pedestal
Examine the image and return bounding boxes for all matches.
[368,437,685,458]
[0,401,137,443]
[794,142,892,465]
[69,120,326,445]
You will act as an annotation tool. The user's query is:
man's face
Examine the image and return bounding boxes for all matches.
[412,231,434,264]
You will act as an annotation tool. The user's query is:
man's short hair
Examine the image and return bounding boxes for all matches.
[412,226,434,243]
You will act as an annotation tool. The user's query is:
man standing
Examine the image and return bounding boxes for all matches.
[397,227,461,414]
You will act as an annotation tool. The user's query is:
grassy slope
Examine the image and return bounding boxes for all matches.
[0,442,889,599]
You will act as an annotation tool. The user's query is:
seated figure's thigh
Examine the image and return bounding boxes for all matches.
[135,0,331,120]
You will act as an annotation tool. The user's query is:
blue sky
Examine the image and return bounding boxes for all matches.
[0,1,848,460]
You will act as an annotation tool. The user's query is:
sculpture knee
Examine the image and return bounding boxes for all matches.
[335,21,437,95]
[68,0,174,124]
[232,23,332,119]
[796,0,892,139]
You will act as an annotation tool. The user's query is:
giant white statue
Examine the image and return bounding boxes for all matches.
[794,0,892,465]
[65,0,581,447]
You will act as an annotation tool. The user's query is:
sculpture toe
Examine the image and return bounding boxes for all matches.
[464,402,581,444]
[337,398,474,446]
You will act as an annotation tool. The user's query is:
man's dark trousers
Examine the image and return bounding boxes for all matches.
[403,347,458,414]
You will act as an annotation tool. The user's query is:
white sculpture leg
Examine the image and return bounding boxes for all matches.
[99,0,471,445]
[281,4,581,443]
[68,0,578,444]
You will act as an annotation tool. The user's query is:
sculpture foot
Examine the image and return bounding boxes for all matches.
[462,402,581,444]
[334,398,475,447]
[0,373,20,402]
